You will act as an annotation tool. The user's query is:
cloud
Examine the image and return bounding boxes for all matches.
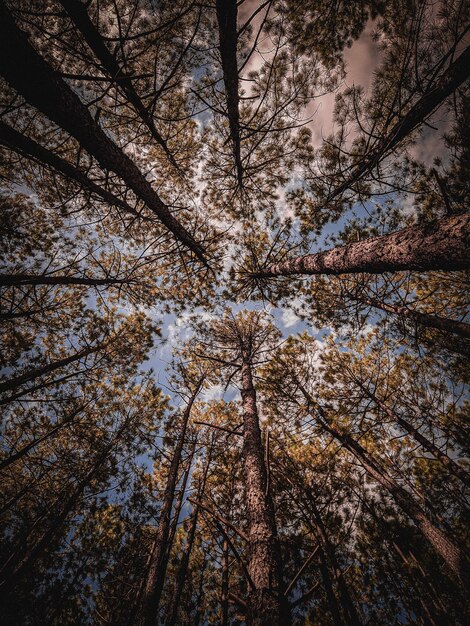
[281,307,301,328]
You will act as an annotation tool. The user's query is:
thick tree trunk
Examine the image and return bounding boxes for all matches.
[356,295,470,340]
[250,214,470,278]
[359,384,470,488]
[327,45,470,202]
[0,1,206,263]
[216,0,243,187]
[0,119,142,220]
[240,357,290,626]
[58,0,177,168]
[137,377,204,626]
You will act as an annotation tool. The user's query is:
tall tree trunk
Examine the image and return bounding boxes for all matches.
[317,544,344,626]
[166,440,197,554]
[0,273,130,287]
[357,382,470,488]
[58,0,177,168]
[166,443,212,626]
[0,403,86,471]
[326,45,470,202]
[355,295,470,340]
[0,1,206,263]
[240,356,290,626]
[295,378,468,584]
[0,420,125,592]
[193,552,209,626]
[0,341,107,396]
[318,414,467,584]
[216,0,243,187]
[0,119,142,220]
[221,537,230,626]
[137,377,204,626]
[250,213,470,278]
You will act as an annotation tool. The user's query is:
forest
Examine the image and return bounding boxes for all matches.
[0,0,469,624]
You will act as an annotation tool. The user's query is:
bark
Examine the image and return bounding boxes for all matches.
[193,552,209,626]
[240,356,290,626]
[58,0,177,168]
[216,0,243,187]
[327,45,470,202]
[0,341,106,396]
[250,214,470,278]
[0,119,142,220]
[356,295,470,340]
[0,274,130,288]
[137,377,204,626]
[0,1,206,263]
[358,383,470,488]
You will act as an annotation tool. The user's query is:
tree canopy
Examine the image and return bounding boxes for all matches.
[0,0,469,624]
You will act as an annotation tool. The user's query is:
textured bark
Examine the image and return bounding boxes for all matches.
[0,274,129,287]
[251,214,470,278]
[58,0,177,168]
[0,119,142,220]
[240,357,290,626]
[0,1,206,263]
[359,384,470,488]
[356,295,470,339]
[327,45,470,202]
[138,378,204,626]
[216,0,243,187]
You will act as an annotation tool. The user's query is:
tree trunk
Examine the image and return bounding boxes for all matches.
[355,295,470,340]
[221,537,230,626]
[0,341,107,396]
[359,383,470,488]
[216,0,243,187]
[166,444,212,626]
[250,213,470,278]
[320,414,467,584]
[240,357,290,626]
[0,403,85,472]
[327,45,470,202]
[0,119,142,220]
[0,1,206,263]
[58,0,177,168]
[0,420,124,592]
[137,377,204,626]
[0,273,130,287]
